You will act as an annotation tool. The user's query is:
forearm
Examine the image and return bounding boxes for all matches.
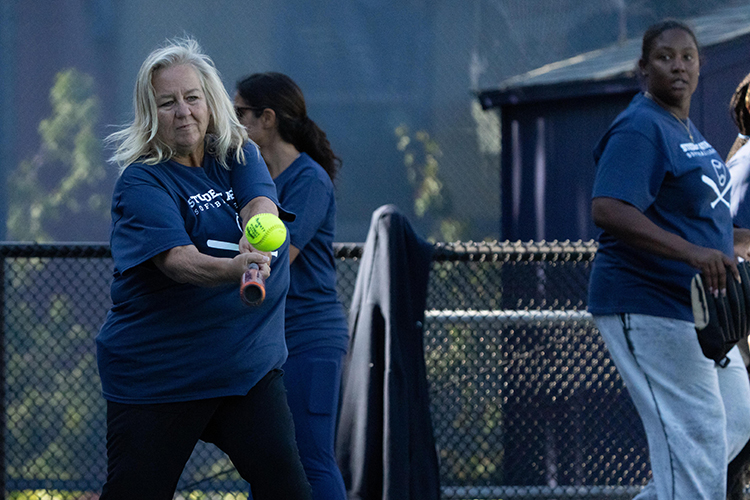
[289,244,300,263]
[592,197,699,263]
[152,245,245,287]
[734,227,750,260]
[592,196,737,293]
[239,196,278,227]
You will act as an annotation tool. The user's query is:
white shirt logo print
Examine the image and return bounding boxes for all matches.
[702,160,731,209]
[188,188,236,216]
[712,159,727,186]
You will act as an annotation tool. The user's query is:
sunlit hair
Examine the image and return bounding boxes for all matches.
[236,72,341,182]
[727,72,750,161]
[106,37,248,172]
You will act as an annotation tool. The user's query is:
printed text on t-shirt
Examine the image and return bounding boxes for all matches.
[187,189,237,215]
[680,141,716,158]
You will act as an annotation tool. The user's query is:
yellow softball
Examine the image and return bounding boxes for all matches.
[244,213,287,252]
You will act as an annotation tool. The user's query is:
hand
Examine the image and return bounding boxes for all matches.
[232,251,271,280]
[687,245,739,297]
[238,235,272,279]
[238,195,279,270]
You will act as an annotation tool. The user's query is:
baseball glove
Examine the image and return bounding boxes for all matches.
[691,262,750,367]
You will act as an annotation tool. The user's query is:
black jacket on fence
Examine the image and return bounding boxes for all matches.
[336,204,440,500]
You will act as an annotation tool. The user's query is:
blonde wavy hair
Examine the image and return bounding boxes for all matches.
[106,37,248,172]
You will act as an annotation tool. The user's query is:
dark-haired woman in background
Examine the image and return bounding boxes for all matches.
[588,20,750,498]
[728,73,750,229]
[726,71,750,500]
[727,73,750,163]
[235,72,348,500]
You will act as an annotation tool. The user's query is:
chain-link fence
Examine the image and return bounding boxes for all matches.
[0,241,648,500]
[7,1,747,246]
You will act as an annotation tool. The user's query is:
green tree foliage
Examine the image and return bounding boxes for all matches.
[7,68,110,242]
[395,124,468,242]
[6,286,106,488]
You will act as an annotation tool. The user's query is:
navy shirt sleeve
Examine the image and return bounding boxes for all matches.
[593,129,669,212]
[230,142,295,221]
[283,173,332,250]
[110,165,193,274]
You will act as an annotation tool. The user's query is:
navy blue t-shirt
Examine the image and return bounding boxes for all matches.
[97,143,291,403]
[274,153,348,354]
[588,93,734,321]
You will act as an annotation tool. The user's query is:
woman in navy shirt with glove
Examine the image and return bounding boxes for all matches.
[589,20,750,499]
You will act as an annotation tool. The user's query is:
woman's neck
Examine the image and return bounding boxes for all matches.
[644,91,691,120]
[173,143,205,168]
[260,140,300,179]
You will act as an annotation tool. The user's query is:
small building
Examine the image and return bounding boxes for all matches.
[477,5,750,242]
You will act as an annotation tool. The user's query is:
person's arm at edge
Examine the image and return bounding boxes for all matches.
[239,196,279,229]
[592,196,738,295]
[152,245,270,286]
[734,226,750,261]
[153,196,278,285]
[289,245,300,263]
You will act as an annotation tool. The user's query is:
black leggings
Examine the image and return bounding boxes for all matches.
[100,369,311,500]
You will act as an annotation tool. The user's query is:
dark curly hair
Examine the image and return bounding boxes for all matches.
[727,73,750,161]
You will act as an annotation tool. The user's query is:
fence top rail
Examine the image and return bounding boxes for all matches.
[0,243,112,258]
[431,240,598,262]
[0,240,599,261]
[334,240,598,262]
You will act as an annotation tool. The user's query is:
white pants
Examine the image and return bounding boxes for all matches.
[594,314,750,500]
